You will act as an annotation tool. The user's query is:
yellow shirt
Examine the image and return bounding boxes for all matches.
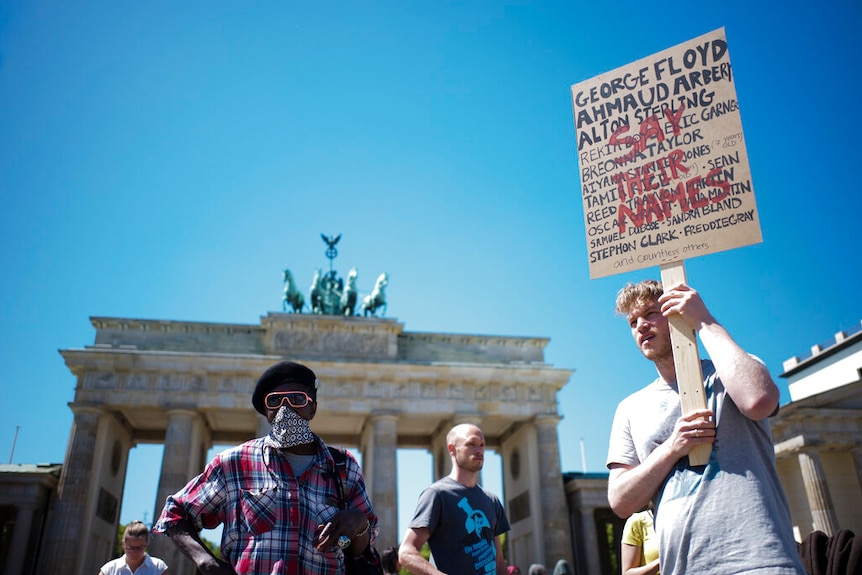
[622,510,659,568]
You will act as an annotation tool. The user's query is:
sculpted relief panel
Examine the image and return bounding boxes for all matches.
[86,372,118,390]
[273,330,389,357]
[83,372,248,395]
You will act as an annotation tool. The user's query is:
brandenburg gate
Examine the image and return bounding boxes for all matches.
[37,245,574,574]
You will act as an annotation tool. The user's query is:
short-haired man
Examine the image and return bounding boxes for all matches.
[399,423,510,575]
[99,520,168,575]
[607,280,805,575]
[153,360,378,574]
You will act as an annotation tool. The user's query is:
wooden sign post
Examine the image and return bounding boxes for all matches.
[660,261,710,464]
[571,28,763,466]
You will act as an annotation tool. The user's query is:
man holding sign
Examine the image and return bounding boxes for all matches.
[606,279,804,575]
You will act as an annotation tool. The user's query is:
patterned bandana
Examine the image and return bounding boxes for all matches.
[265,405,315,449]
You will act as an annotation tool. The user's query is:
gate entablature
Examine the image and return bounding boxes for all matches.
[62,346,569,448]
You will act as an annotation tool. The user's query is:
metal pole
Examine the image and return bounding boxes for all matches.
[9,425,20,463]
[580,437,587,473]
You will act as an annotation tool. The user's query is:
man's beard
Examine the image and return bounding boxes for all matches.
[457,452,484,473]
[264,406,315,449]
[640,333,673,363]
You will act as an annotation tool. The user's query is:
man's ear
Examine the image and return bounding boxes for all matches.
[309,401,318,420]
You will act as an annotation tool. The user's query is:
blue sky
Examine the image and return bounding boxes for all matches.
[2,0,860,547]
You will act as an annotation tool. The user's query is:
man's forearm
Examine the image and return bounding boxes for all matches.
[624,557,660,575]
[609,442,678,517]
[166,520,234,575]
[399,547,443,575]
[495,537,508,575]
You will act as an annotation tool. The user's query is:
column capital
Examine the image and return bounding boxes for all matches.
[534,414,562,426]
[68,403,105,417]
[451,414,482,427]
[368,411,400,422]
[165,407,199,418]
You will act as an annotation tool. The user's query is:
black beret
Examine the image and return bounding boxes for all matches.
[252,361,318,415]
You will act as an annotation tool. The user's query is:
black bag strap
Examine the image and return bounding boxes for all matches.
[328,445,349,509]
[326,446,384,575]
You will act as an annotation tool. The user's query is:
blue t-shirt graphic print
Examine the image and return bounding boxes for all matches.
[457,496,497,573]
[408,477,511,575]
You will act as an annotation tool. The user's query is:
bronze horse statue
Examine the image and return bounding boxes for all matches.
[340,267,358,316]
[309,268,323,314]
[282,269,304,313]
[361,273,388,317]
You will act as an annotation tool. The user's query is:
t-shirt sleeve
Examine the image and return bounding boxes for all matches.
[144,556,169,574]
[607,398,639,469]
[621,513,645,546]
[493,494,510,536]
[408,486,440,530]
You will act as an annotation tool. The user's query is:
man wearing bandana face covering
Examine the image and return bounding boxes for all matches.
[153,360,378,574]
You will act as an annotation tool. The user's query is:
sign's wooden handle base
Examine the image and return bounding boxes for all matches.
[660,261,711,466]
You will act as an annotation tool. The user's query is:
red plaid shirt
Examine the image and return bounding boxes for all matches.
[153,436,377,574]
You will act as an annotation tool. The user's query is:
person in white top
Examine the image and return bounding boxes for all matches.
[99,520,168,575]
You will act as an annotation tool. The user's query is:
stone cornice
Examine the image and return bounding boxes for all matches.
[771,406,862,441]
[85,315,555,365]
[399,331,549,349]
[91,317,261,333]
[773,431,862,458]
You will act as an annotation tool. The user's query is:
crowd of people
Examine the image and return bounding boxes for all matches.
[106,278,850,574]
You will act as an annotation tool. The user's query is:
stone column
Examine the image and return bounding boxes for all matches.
[36,405,103,575]
[5,505,35,575]
[535,415,574,566]
[579,508,601,575]
[365,414,399,549]
[431,427,450,480]
[798,449,839,536]
[149,409,201,575]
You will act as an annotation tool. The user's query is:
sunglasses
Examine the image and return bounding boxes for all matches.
[264,391,314,410]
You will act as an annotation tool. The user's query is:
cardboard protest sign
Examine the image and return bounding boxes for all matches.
[571,28,760,464]
[571,27,761,279]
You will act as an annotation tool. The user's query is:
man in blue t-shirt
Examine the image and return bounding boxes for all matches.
[399,424,510,575]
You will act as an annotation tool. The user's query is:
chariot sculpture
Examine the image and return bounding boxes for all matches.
[281,234,389,317]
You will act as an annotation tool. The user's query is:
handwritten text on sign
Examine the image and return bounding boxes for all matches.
[571,28,762,279]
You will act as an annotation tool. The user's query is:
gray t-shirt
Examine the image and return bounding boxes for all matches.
[607,359,805,575]
[409,476,510,575]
